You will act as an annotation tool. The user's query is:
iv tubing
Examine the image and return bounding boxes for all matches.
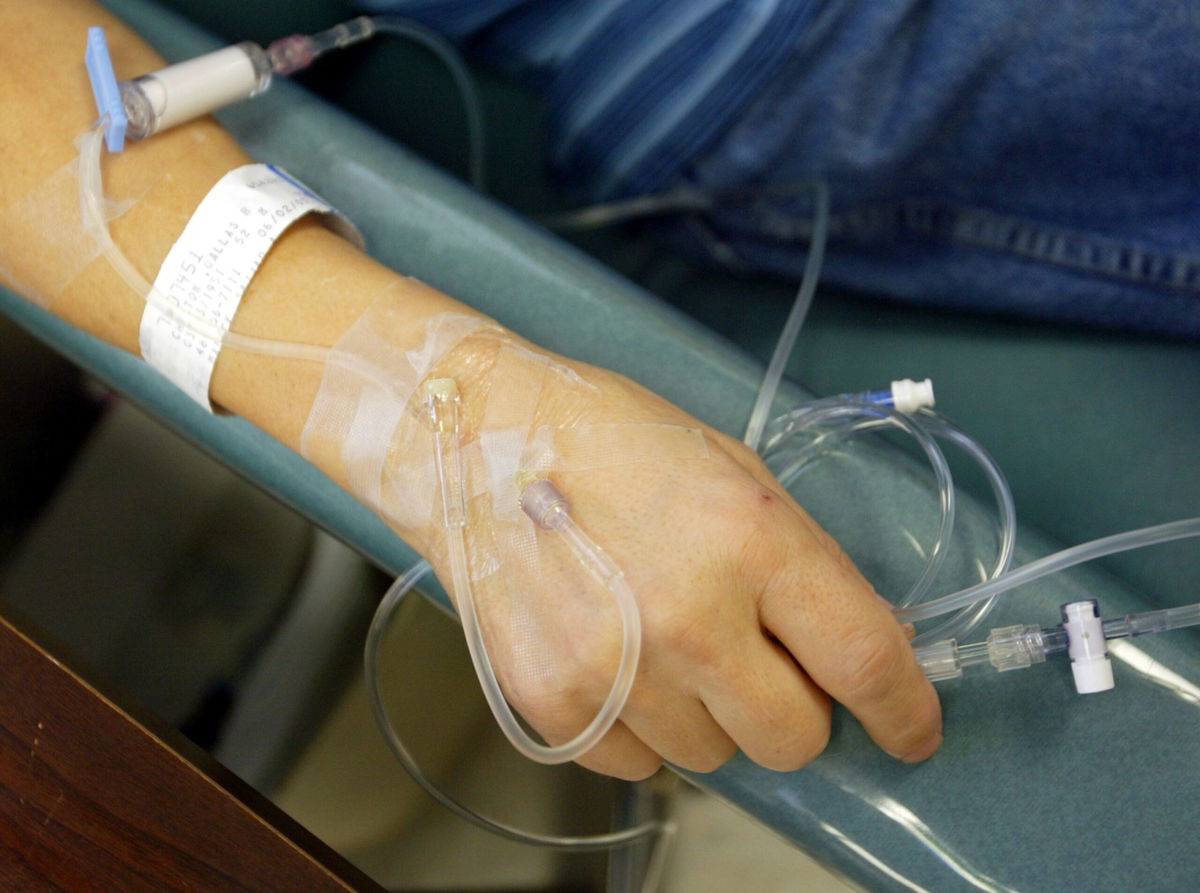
[766,403,958,613]
[369,17,487,191]
[897,518,1200,625]
[1104,602,1200,639]
[365,561,666,851]
[904,411,1015,645]
[766,404,1019,644]
[743,180,829,452]
[424,383,641,765]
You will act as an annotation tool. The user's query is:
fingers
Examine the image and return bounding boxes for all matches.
[520,679,738,777]
[618,678,739,774]
[757,514,943,763]
[697,636,832,772]
[571,720,663,781]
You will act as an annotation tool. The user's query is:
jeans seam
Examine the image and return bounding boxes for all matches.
[889,201,1199,292]
[746,199,1200,293]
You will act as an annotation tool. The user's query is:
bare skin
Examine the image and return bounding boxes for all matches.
[0,0,941,779]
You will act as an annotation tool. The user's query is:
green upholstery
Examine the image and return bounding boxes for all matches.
[1,0,1195,888]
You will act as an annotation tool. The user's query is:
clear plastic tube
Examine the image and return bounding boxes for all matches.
[368,16,488,190]
[897,518,1200,625]
[269,15,487,190]
[364,560,667,851]
[917,599,1200,685]
[764,402,1020,644]
[423,382,641,765]
[539,187,715,231]
[904,411,1016,645]
[763,402,958,618]
[1104,602,1200,639]
[742,180,829,452]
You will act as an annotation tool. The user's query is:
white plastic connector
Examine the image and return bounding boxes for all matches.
[890,378,935,414]
[1061,600,1114,694]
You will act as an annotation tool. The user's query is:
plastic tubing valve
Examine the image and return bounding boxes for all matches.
[1061,600,1114,694]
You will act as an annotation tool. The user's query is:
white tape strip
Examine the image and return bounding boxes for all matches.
[140,163,354,411]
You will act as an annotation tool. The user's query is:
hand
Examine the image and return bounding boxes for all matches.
[399,331,943,779]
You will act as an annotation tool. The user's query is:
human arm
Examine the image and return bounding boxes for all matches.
[0,0,941,778]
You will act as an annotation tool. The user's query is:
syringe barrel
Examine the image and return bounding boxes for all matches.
[121,43,272,139]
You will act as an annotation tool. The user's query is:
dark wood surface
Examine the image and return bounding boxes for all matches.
[0,612,384,891]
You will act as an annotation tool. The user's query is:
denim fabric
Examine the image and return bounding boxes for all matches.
[680,1,1200,337]
[357,0,814,199]
[358,0,1200,337]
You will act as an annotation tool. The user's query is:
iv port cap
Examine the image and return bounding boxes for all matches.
[891,378,935,414]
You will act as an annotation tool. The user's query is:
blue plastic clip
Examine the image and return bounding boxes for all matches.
[85,26,127,153]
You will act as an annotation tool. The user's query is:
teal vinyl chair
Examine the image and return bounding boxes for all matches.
[2,0,1197,888]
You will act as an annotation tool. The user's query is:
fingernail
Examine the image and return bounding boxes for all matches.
[893,728,943,764]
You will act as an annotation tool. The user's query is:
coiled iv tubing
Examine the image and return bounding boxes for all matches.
[736,182,1198,647]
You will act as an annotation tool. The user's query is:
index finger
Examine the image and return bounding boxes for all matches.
[757,509,944,763]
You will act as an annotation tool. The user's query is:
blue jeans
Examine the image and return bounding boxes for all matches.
[360,0,1200,337]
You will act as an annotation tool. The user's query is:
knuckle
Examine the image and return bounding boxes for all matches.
[641,590,724,667]
[610,755,663,782]
[661,616,722,667]
[507,681,577,737]
[729,502,790,581]
[707,429,756,464]
[837,626,908,704]
[676,740,739,775]
[735,683,832,771]
[755,711,831,772]
[825,534,865,580]
[577,747,662,781]
[501,663,603,737]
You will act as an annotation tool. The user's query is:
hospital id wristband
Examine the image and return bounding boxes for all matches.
[139,163,353,411]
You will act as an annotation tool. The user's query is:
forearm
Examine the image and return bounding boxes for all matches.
[0,0,486,462]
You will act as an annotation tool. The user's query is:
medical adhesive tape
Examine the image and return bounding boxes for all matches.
[140,163,362,411]
[0,131,203,309]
